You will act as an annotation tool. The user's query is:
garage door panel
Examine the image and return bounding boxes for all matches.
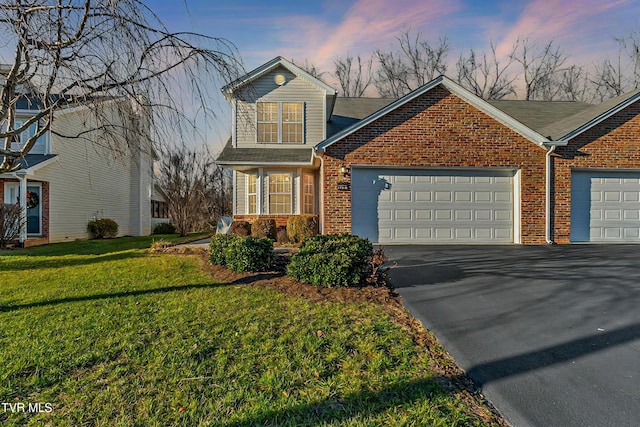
[571,171,640,242]
[352,168,514,243]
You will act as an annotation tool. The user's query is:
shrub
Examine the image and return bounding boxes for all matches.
[149,239,175,253]
[230,221,251,236]
[287,233,374,288]
[251,218,276,240]
[287,215,319,244]
[152,222,177,234]
[224,236,274,272]
[0,203,24,248]
[209,234,237,266]
[276,226,290,244]
[87,218,119,239]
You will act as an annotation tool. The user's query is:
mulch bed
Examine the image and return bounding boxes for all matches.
[158,245,508,426]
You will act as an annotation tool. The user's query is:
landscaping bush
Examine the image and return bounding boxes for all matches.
[209,234,237,266]
[251,218,276,240]
[276,226,290,244]
[224,236,274,273]
[0,203,23,248]
[287,233,375,288]
[87,218,119,239]
[152,222,177,234]
[287,215,319,243]
[230,221,251,236]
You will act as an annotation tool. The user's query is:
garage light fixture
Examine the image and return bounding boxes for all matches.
[340,165,350,177]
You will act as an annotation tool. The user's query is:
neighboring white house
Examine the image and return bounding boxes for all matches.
[0,98,155,246]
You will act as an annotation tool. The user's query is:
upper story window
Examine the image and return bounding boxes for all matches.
[257,102,304,144]
[1,118,47,154]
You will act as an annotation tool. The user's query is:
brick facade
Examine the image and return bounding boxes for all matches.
[322,86,549,244]
[233,214,293,228]
[553,102,640,243]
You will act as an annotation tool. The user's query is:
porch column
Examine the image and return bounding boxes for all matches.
[16,172,27,246]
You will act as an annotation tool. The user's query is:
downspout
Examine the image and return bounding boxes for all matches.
[312,148,324,235]
[545,145,557,244]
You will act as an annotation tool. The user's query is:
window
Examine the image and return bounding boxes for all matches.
[247,173,257,214]
[268,173,292,214]
[257,102,303,143]
[303,173,314,214]
[151,201,169,219]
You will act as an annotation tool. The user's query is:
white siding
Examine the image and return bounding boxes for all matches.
[33,104,153,242]
[235,66,325,148]
[235,171,246,215]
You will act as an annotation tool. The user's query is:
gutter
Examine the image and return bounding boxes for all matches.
[312,148,325,235]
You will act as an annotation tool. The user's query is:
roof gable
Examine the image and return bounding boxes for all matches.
[222,56,337,99]
[316,76,551,151]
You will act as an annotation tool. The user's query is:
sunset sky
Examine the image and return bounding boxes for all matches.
[154,0,640,71]
[144,0,640,150]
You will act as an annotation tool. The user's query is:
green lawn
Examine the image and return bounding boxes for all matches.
[0,236,496,426]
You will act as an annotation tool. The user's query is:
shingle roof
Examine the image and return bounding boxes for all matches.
[327,98,396,138]
[18,154,57,170]
[488,100,592,136]
[216,141,313,165]
[538,89,640,140]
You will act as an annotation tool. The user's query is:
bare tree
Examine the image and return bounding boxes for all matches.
[156,144,230,236]
[333,54,373,97]
[456,42,517,100]
[0,203,23,247]
[510,37,568,100]
[617,31,640,89]
[556,65,590,101]
[374,30,450,97]
[293,59,326,79]
[0,0,243,174]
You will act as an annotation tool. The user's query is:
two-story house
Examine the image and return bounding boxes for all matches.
[218,56,640,244]
[0,97,155,246]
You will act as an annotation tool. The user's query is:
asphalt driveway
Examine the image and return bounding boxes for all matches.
[387,245,640,427]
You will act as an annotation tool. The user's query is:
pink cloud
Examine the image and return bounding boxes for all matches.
[493,0,633,60]
[260,0,462,72]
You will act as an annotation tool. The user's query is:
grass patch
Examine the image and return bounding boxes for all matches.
[0,236,497,426]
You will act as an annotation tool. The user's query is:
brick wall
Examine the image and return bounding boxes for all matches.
[233,214,293,228]
[553,102,640,243]
[323,86,549,244]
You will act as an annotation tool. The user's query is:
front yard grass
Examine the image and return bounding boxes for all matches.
[0,236,501,426]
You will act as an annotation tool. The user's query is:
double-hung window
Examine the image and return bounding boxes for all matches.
[257,102,303,143]
[303,173,314,214]
[247,173,257,214]
[268,173,292,214]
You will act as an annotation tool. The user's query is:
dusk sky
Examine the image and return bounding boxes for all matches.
[145,0,640,151]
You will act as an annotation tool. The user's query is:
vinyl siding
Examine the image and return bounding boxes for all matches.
[32,104,153,242]
[235,66,325,148]
[235,171,246,215]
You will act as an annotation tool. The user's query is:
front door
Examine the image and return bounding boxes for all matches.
[3,182,42,235]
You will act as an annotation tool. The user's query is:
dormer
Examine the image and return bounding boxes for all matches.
[222,57,337,149]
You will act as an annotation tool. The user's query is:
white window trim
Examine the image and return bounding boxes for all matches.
[245,172,258,215]
[303,172,315,214]
[256,101,305,144]
[266,171,293,214]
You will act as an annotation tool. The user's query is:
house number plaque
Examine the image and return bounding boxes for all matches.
[337,182,350,191]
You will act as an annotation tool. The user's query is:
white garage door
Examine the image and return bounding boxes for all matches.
[571,171,640,242]
[351,168,515,243]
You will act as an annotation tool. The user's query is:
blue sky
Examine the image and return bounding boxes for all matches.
[145,0,640,151]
